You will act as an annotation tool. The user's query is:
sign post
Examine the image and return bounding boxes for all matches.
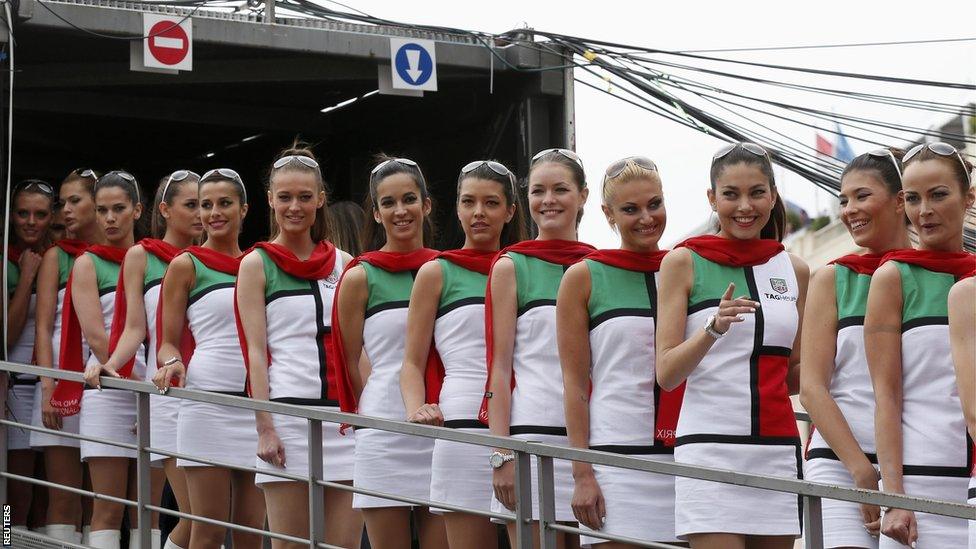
[142,14,193,72]
[389,38,437,92]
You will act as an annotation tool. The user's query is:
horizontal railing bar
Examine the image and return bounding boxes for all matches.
[3,361,972,520]
[547,523,685,548]
[0,417,139,450]
[1,471,135,507]
[145,445,306,482]
[522,443,975,519]
[314,479,515,521]
[1,362,527,451]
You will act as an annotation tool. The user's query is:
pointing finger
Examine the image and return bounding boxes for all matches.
[722,283,735,301]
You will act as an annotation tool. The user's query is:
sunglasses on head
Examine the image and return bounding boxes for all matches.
[273,155,320,170]
[14,179,55,197]
[371,157,419,176]
[603,156,658,183]
[100,171,141,204]
[201,168,248,204]
[161,170,201,201]
[460,160,516,186]
[531,148,584,169]
[865,149,903,181]
[903,142,972,186]
[72,168,98,180]
[712,142,770,162]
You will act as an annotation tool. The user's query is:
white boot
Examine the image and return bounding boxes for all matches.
[82,525,92,545]
[162,535,186,549]
[45,524,82,543]
[87,529,121,549]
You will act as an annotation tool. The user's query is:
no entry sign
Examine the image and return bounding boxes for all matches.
[143,14,192,71]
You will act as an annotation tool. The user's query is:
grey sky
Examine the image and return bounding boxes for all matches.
[345,0,976,248]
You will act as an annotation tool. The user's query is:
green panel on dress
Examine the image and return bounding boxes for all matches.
[89,253,121,294]
[834,265,871,320]
[256,249,311,299]
[437,258,487,311]
[688,250,750,307]
[362,261,414,312]
[585,260,652,320]
[508,252,563,310]
[188,254,236,300]
[894,262,952,322]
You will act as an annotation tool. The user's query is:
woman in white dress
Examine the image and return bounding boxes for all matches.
[400,159,525,549]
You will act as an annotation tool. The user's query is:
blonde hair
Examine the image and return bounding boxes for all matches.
[602,160,662,205]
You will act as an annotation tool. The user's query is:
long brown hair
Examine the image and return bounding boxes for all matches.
[709,144,786,241]
[361,154,435,252]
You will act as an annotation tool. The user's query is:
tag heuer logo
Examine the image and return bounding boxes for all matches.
[770,278,788,294]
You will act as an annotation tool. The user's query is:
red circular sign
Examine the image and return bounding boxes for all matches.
[147,21,189,66]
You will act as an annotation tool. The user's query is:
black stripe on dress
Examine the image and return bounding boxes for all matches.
[589,444,674,455]
[364,300,410,319]
[517,299,556,317]
[745,267,763,437]
[509,425,567,436]
[588,308,652,330]
[436,296,485,319]
[837,316,865,329]
[806,447,878,464]
[310,279,330,402]
[267,288,314,304]
[901,316,948,333]
[443,419,488,429]
[187,282,235,307]
[675,433,800,447]
[687,299,720,315]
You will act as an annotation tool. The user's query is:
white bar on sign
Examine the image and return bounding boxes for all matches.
[153,36,184,49]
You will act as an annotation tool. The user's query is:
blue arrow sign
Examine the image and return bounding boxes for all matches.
[394,42,433,86]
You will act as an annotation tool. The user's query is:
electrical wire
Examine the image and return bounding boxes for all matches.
[677,36,976,54]
[35,0,205,40]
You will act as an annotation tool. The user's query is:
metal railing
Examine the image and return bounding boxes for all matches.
[1,360,973,549]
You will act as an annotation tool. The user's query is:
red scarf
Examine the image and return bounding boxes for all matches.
[585,248,668,272]
[438,248,497,275]
[7,244,23,264]
[479,239,596,425]
[184,245,242,275]
[107,239,183,380]
[55,239,90,258]
[329,249,442,415]
[829,253,888,276]
[51,245,129,416]
[251,241,337,280]
[676,234,784,267]
[584,248,684,446]
[235,241,338,398]
[881,249,976,279]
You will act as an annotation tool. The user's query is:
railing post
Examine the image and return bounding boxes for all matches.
[135,391,152,549]
[307,418,325,548]
[536,454,556,549]
[514,450,533,549]
[803,495,825,549]
[264,0,275,23]
[0,372,8,503]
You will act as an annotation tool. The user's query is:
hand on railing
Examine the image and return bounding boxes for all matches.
[492,454,516,511]
[406,403,444,426]
[40,386,63,430]
[152,361,185,394]
[571,470,607,531]
[257,427,286,468]
[83,362,120,390]
[881,508,918,547]
[852,464,881,538]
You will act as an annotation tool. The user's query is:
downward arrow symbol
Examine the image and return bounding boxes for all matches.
[406,49,423,83]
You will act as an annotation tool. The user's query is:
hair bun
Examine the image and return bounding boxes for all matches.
[279,139,317,163]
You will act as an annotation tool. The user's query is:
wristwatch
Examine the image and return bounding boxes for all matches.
[489,451,515,469]
[704,314,726,339]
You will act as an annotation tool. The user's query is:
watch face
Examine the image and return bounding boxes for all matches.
[489,453,502,468]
